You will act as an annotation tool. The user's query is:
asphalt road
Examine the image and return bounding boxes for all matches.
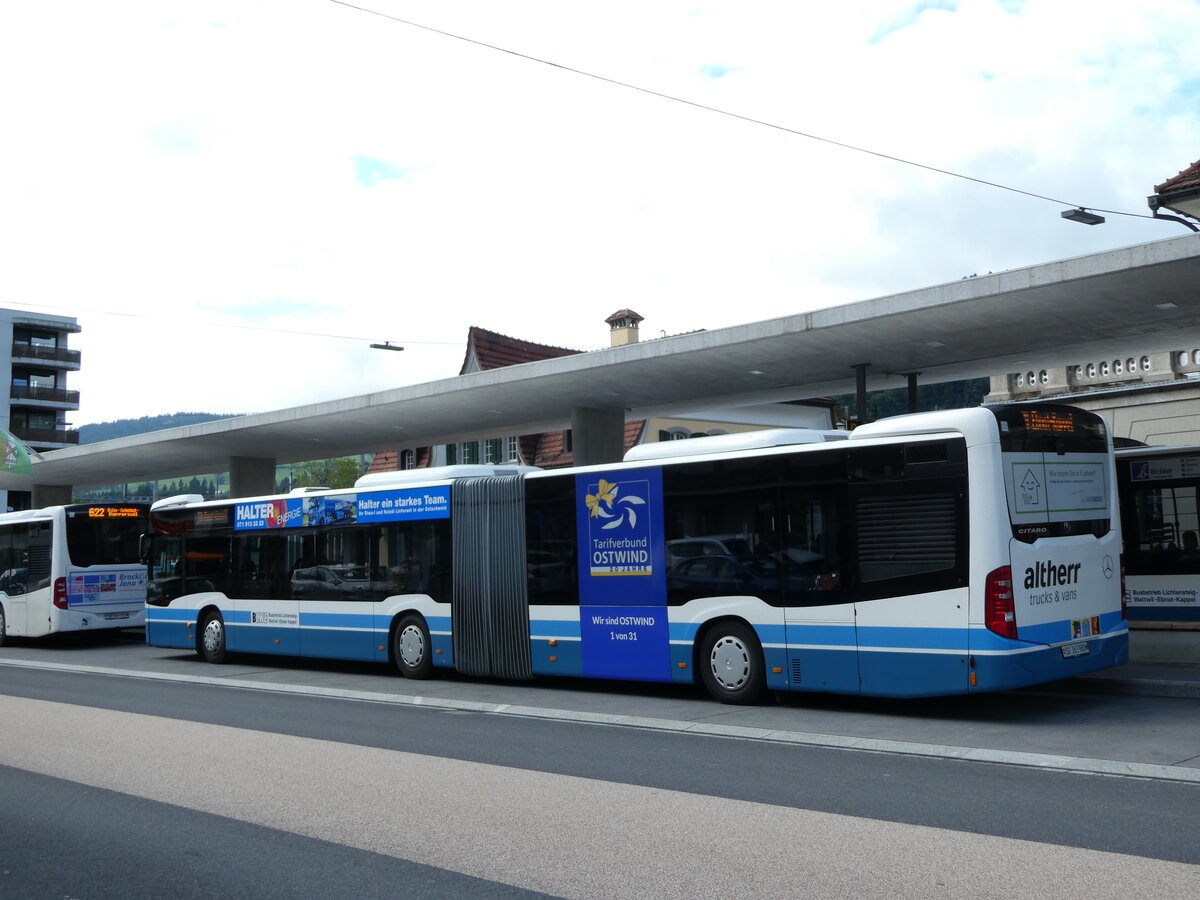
[1,632,1199,898]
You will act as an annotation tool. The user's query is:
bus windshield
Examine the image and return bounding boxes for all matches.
[991,405,1112,541]
[64,504,148,567]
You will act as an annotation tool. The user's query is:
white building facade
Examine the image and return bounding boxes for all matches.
[986,346,1200,446]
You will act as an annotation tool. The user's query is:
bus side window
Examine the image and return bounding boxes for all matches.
[1,524,31,596]
[25,523,52,593]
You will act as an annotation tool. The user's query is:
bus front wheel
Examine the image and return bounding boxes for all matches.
[393,614,433,679]
[198,611,227,664]
[0,603,6,647]
[698,622,766,705]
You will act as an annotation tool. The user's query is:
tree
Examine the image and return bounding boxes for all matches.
[834,378,990,425]
[287,456,368,490]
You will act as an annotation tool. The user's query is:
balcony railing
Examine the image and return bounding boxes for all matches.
[8,425,80,446]
[10,385,81,406]
[11,343,82,366]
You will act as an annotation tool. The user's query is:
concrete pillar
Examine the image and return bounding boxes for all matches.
[853,363,870,426]
[570,407,626,467]
[230,456,277,498]
[33,484,72,508]
[907,373,920,413]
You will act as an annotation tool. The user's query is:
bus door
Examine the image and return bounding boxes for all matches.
[780,479,860,694]
[0,570,27,636]
[0,522,46,637]
[295,529,375,662]
[232,533,300,656]
[848,442,970,698]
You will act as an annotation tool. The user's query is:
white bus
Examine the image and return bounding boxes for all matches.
[0,502,150,644]
[144,404,1127,701]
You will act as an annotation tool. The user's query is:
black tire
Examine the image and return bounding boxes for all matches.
[393,614,433,679]
[698,621,766,704]
[198,610,227,664]
[0,602,7,647]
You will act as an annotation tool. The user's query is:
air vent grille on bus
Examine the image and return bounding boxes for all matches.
[791,657,803,685]
[905,443,949,465]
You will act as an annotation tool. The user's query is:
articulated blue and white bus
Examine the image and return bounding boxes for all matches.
[0,502,150,644]
[143,403,1127,701]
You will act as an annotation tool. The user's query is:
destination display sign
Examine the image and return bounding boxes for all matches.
[1019,408,1076,435]
[87,506,143,519]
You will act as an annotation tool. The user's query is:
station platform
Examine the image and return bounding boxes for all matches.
[1058,624,1200,698]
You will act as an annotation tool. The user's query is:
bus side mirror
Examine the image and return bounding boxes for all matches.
[138,534,152,565]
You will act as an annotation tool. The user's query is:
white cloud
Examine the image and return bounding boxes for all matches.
[1,0,1197,425]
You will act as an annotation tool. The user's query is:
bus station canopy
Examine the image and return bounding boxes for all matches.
[11,233,1200,494]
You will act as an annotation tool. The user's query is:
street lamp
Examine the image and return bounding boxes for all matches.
[370,342,405,351]
[1061,207,1105,226]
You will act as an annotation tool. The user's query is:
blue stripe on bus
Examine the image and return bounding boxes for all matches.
[144,620,193,650]
[856,626,965,651]
[531,637,583,676]
[299,612,374,629]
[227,622,299,655]
[778,623,859,647]
[431,633,454,668]
[146,604,1128,697]
[302,629,376,662]
[857,649,968,697]
[972,631,1128,692]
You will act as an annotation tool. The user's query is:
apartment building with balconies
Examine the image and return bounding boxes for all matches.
[1,308,81,510]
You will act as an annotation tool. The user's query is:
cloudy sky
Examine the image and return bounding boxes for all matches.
[2,0,1197,426]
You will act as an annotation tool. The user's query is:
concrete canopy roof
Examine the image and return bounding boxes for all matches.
[14,233,1200,492]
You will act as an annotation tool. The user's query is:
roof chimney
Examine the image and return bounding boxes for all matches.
[605,309,644,347]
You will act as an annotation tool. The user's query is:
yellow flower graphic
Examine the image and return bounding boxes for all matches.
[585,479,619,518]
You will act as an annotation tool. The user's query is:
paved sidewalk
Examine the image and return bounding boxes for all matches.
[1055,661,1200,699]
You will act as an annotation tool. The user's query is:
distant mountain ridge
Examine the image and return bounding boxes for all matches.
[78,412,242,445]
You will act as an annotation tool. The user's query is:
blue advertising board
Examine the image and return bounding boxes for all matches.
[575,468,671,681]
[234,486,450,531]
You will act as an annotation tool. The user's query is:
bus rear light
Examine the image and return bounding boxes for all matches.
[52,577,68,610]
[985,566,1017,640]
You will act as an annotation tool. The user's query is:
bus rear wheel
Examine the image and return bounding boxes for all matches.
[198,611,227,664]
[698,622,766,705]
[0,603,6,647]
[393,614,433,679]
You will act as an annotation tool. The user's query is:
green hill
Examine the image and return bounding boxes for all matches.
[78,412,242,445]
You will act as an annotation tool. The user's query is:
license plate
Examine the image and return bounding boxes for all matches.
[1061,641,1090,659]
[102,611,131,621]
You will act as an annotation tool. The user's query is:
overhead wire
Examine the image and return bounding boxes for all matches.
[329,0,1162,222]
[0,300,458,347]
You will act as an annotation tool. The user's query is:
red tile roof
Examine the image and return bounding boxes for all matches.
[461,326,581,374]
[520,420,647,469]
[370,327,593,473]
[365,445,432,475]
[366,449,397,473]
[1155,159,1200,194]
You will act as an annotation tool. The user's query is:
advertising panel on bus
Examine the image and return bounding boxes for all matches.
[574,468,671,681]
